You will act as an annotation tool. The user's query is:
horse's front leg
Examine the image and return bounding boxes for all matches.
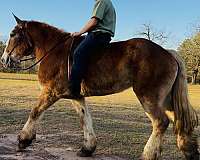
[17,89,58,151]
[72,98,97,157]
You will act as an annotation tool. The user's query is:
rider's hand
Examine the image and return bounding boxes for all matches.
[71,32,82,37]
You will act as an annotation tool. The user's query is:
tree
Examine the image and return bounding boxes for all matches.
[0,41,6,71]
[0,41,5,55]
[136,23,169,45]
[178,33,200,84]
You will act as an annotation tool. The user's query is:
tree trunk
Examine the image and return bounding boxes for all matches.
[191,68,198,85]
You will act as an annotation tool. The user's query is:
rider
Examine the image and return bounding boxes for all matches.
[68,0,116,98]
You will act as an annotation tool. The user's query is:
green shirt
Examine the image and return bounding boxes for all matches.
[92,0,116,37]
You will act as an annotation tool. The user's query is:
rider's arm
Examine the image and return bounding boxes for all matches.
[71,18,98,37]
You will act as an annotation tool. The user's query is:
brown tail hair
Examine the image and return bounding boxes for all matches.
[170,51,198,134]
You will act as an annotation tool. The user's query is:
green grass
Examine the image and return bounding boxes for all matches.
[0,73,199,159]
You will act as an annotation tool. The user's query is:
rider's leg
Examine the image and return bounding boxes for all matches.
[68,32,111,98]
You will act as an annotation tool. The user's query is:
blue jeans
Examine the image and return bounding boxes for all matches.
[69,32,111,94]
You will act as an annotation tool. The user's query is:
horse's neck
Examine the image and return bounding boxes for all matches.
[27,23,70,60]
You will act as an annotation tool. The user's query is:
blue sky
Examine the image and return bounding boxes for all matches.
[0,0,200,49]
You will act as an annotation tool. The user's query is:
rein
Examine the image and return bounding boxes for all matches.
[9,32,72,71]
[19,35,72,71]
[20,56,36,62]
[5,23,75,72]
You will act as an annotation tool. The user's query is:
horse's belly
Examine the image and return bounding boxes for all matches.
[81,66,133,96]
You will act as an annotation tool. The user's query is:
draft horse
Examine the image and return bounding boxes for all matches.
[1,15,199,160]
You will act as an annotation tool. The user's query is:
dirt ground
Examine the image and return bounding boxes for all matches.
[0,134,127,160]
[0,77,199,160]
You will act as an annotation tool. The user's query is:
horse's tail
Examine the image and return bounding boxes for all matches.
[168,50,198,134]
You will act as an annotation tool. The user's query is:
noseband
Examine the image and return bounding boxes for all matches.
[7,24,72,71]
[21,34,72,71]
[6,24,35,69]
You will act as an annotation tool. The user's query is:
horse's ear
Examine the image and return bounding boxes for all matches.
[12,13,23,24]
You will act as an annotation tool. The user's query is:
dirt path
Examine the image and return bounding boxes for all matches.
[0,134,127,160]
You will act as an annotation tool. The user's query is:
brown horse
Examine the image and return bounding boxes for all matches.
[1,16,199,160]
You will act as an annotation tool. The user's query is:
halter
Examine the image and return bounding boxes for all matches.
[20,34,72,71]
[6,24,35,69]
[7,24,72,71]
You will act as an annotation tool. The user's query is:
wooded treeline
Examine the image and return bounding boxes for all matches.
[178,33,200,84]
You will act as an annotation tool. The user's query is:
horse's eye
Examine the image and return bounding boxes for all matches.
[10,32,16,37]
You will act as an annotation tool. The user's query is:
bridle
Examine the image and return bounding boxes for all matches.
[23,34,72,71]
[6,26,35,68]
[6,24,72,71]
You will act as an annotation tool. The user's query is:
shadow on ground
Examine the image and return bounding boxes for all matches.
[0,134,127,160]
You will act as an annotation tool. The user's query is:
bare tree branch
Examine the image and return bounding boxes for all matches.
[135,23,169,45]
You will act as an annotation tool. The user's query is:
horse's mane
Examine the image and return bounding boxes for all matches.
[27,21,70,38]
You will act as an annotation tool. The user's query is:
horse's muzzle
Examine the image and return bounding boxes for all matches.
[1,53,10,68]
[1,57,7,66]
[1,54,20,69]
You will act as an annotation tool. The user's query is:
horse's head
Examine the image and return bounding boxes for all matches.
[1,14,34,69]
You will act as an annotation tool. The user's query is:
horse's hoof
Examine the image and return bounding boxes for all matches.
[17,134,36,151]
[16,145,25,152]
[17,138,33,151]
[77,146,96,157]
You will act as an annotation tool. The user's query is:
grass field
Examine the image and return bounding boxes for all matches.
[0,73,199,159]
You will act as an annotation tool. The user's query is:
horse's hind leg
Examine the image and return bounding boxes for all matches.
[17,89,58,151]
[72,98,97,157]
[141,105,169,160]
